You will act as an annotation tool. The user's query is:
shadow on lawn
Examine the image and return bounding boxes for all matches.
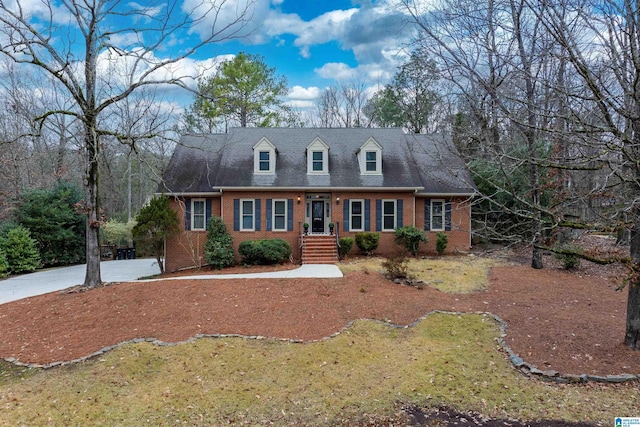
[405,406,598,426]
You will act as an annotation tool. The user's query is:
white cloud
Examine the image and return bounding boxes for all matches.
[2,0,73,24]
[182,0,271,43]
[285,99,315,109]
[288,85,321,100]
[314,62,356,80]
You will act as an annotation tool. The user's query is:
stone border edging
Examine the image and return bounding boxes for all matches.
[3,310,639,384]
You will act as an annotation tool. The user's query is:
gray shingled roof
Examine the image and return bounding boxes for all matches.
[159,128,476,195]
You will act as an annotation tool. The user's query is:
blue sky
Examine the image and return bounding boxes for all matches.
[0,0,417,114]
[179,0,416,110]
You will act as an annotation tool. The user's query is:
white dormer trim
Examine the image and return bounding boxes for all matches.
[358,138,382,175]
[253,137,276,174]
[306,137,329,175]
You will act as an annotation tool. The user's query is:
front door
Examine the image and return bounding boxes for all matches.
[311,200,325,233]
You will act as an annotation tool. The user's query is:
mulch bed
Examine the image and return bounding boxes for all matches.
[0,235,638,381]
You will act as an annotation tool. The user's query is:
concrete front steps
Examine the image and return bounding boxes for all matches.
[301,234,339,264]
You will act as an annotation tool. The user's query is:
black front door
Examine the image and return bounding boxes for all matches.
[311,201,325,233]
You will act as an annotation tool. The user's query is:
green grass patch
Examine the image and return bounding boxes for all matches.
[0,359,37,386]
[0,314,635,425]
[340,256,506,293]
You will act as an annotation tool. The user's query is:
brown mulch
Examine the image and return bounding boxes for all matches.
[0,236,638,379]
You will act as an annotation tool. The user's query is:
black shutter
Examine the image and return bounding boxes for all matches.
[185,197,191,230]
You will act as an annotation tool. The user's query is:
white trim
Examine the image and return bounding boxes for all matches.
[306,138,329,175]
[240,198,255,231]
[215,186,424,191]
[359,138,382,175]
[430,199,445,231]
[191,199,206,231]
[381,199,397,231]
[272,199,288,232]
[349,199,365,232]
[253,138,276,174]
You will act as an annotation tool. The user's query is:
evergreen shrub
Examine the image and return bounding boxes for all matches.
[355,232,379,255]
[0,226,41,274]
[0,251,8,278]
[394,226,428,255]
[338,237,354,258]
[238,239,291,265]
[204,216,235,269]
[436,232,448,255]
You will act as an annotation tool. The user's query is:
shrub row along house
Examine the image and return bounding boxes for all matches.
[159,128,476,272]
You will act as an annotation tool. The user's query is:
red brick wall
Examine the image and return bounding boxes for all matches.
[165,192,472,272]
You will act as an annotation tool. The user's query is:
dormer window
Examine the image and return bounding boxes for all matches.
[365,151,377,172]
[306,138,329,174]
[253,138,276,174]
[258,151,270,171]
[312,151,324,171]
[359,138,382,175]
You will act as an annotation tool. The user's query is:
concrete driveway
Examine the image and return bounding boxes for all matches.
[0,259,161,305]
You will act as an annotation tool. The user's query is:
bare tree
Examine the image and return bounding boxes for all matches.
[529,0,640,349]
[402,0,595,269]
[312,81,372,128]
[0,0,254,287]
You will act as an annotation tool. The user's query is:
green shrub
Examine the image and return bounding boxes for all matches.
[394,226,428,256]
[436,232,448,255]
[15,182,85,267]
[204,216,235,269]
[0,226,41,274]
[355,232,379,255]
[554,244,582,270]
[238,239,291,265]
[132,195,180,274]
[382,254,410,280]
[338,237,354,258]
[0,251,8,278]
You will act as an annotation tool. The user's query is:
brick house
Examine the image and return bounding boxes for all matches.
[159,128,476,272]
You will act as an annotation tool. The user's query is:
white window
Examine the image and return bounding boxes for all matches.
[240,199,255,231]
[382,199,397,231]
[191,199,206,231]
[431,200,445,231]
[253,138,276,173]
[306,138,329,174]
[258,151,270,171]
[350,199,364,232]
[312,151,324,171]
[359,138,382,175]
[272,199,287,231]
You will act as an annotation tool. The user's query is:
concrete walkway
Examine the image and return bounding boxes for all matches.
[138,264,343,282]
[0,261,342,305]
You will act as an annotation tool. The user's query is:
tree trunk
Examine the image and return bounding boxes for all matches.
[626,220,640,349]
[83,121,102,287]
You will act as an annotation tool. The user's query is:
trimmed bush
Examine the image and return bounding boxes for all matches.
[204,216,235,269]
[355,232,379,255]
[338,237,354,258]
[0,226,41,274]
[238,238,291,265]
[394,226,428,256]
[436,232,448,255]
